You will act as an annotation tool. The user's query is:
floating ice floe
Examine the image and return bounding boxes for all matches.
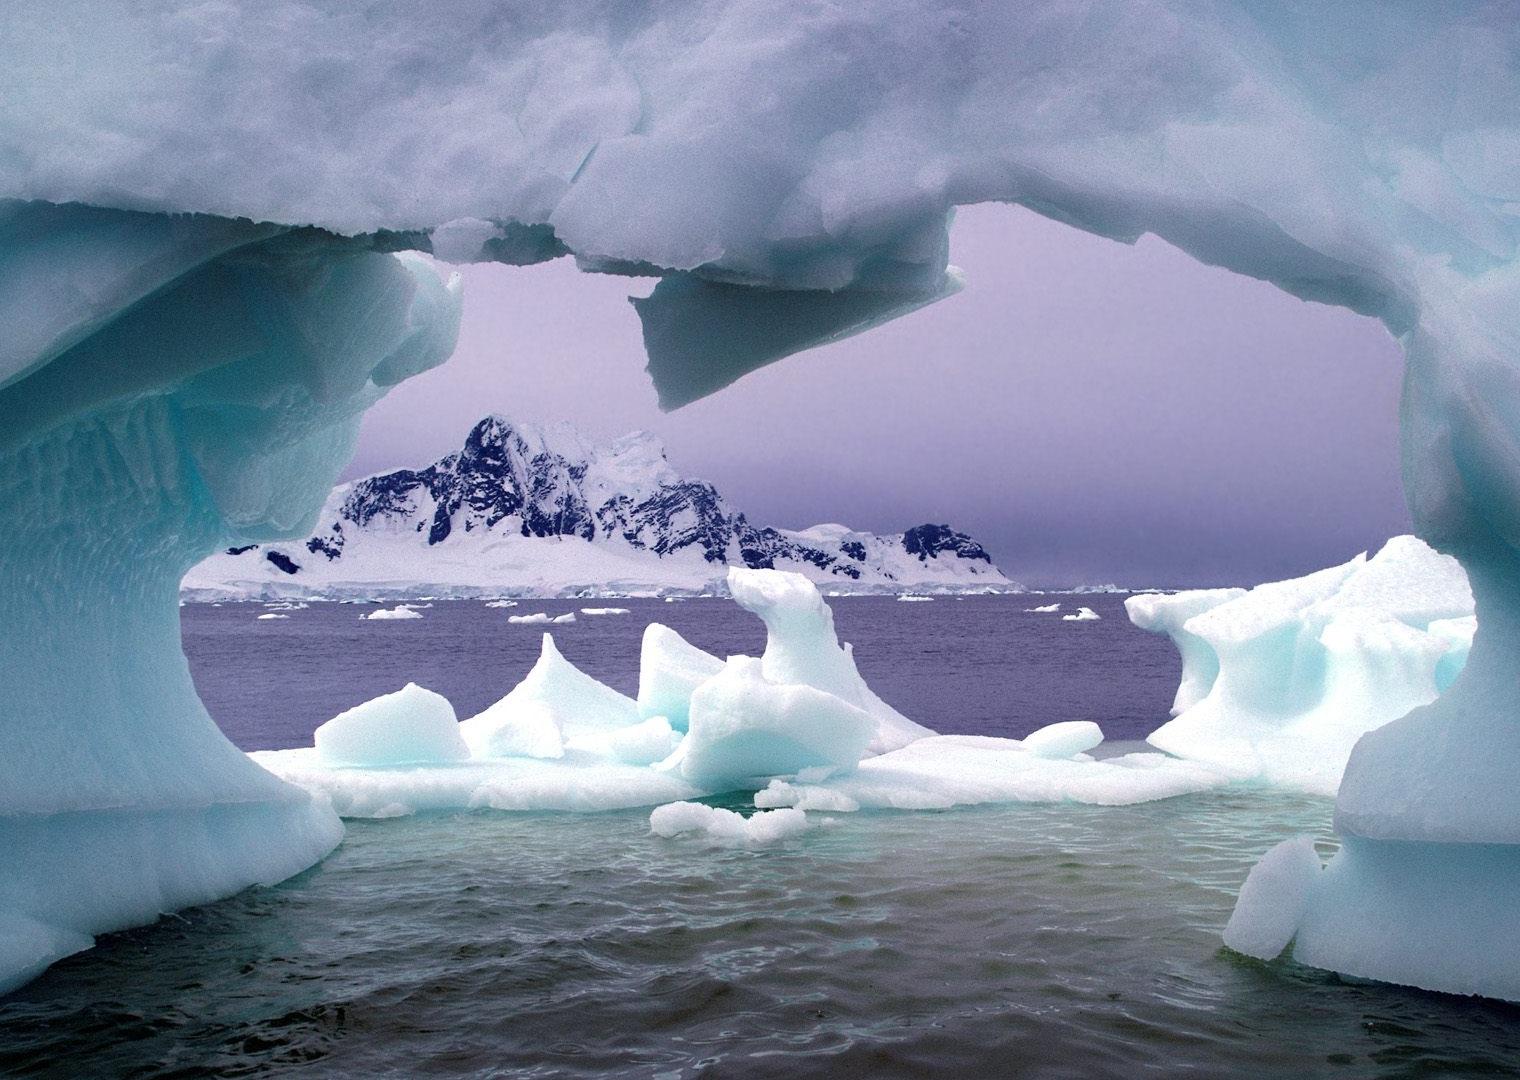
[1061,607,1101,621]
[255,568,1234,819]
[896,594,933,602]
[484,599,518,608]
[1128,536,1473,796]
[580,607,631,616]
[363,606,424,621]
[507,611,576,625]
[255,613,289,620]
[650,803,809,847]
[1025,603,1061,613]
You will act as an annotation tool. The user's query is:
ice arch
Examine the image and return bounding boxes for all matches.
[2,2,1518,997]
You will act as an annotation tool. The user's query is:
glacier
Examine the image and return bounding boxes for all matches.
[1128,537,1474,796]
[2,0,1519,1001]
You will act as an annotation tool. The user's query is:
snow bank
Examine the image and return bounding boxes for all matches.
[650,802,808,847]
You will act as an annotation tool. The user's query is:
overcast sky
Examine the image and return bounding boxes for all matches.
[347,204,1410,588]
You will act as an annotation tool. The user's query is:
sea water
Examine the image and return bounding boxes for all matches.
[3,596,1517,1077]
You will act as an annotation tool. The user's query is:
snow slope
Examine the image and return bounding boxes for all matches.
[184,416,1016,598]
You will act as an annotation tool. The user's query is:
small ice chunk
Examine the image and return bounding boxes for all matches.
[1223,837,1323,960]
[580,607,631,615]
[314,683,469,767]
[1061,607,1101,621]
[680,656,874,789]
[1020,721,1104,759]
[649,801,808,846]
[606,716,683,766]
[636,623,724,731]
[461,634,639,758]
[1025,603,1061,613]
[485,599,518,608]
[363,605,423,621]
[896,594,933,602]
[507,612,572,625]
[256,613,289,620]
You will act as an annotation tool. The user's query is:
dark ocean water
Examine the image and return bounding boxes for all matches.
[4,596,1518,1078]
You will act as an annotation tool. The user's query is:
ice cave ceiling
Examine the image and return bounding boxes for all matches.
[3,0,1520,1000]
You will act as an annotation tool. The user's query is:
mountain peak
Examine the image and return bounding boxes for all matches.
[186,416,1019,598]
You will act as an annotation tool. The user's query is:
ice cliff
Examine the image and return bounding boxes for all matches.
[3,1,1520,1001]
[184,415,1014,598]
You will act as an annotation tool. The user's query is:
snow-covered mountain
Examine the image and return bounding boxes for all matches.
[184,416,1018,599]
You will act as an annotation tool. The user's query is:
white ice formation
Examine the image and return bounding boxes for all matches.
[257,569,1228,822]
[314,684,469,768]
[649,803,810,847]
[1061,607,1101,622]
[362,605,424,621]
[1129,537,1474,796]
[5,1,1520,1002]
[459,634,640,760]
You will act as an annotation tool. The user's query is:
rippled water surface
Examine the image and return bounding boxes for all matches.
[4,597,1518,1077]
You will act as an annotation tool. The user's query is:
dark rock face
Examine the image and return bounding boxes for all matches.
[902,523,992,564]
[249,417,1002,585]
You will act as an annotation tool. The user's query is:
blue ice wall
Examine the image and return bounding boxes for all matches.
[0,204,460,991]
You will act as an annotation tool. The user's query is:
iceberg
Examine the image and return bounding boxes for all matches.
[362,605,424,621]
[314,684,469,768]
[678,656,876,790]
[460,634,640,759]
[727,567,934,754]
[1061,607,1100,622]
[636,624,725,732]
[1130,537,1473,796]
[1025,603,1062,613]
[5,2,1520,1000]
[258,573,1233,824]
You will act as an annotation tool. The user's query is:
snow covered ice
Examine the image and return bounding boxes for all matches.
[1129,537,1473,796]
[3,0,1520,1002]
[1061,607,1100,622]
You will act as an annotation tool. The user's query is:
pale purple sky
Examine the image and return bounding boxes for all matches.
[348,204,1409,587]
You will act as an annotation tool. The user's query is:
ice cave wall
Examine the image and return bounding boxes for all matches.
[2,1,1520,998]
